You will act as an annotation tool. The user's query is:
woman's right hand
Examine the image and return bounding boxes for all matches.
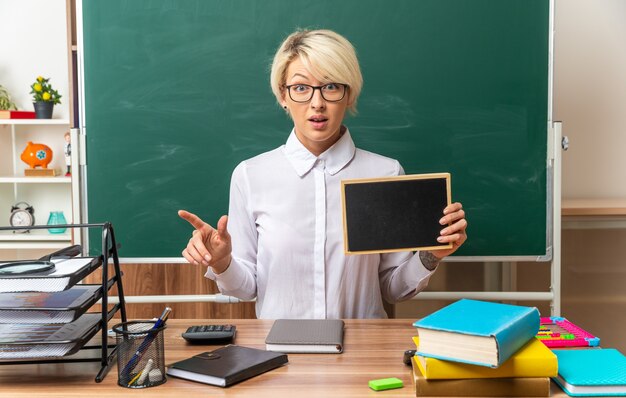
[178,210,232,274]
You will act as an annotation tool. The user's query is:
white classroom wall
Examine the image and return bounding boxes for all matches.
[0,0,69,119]
[555,0,626,199]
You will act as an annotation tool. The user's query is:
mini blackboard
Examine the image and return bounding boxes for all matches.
[341,173,452,254]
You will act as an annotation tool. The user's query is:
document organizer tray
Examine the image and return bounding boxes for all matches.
[0,257,102,293]
[0,222,127,382]
[0,313,105,359]
[0,281,115,324]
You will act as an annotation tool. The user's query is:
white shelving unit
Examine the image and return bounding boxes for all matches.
[1,1,75,258]
[0,119,79,251]
[0,229,71,250]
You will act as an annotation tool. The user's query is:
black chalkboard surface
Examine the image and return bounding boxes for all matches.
[342,174,452,254]
[81,0,550,259]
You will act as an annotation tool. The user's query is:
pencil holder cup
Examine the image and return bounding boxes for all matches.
[112,320,167,388]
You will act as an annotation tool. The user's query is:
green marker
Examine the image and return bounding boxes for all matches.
[368,377,404,391]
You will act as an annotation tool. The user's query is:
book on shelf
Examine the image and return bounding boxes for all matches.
[412,336,557,379]
[411,357,550,397]
[166,345,288,387]
[0,285,104,324]
[552,348,626,397]
[0,257,100,293]
[0,313,102,360]
[413,299,540,368]
[265,319,344,353]
[0,110,36,119]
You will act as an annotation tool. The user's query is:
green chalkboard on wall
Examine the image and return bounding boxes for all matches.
[81,0,550,259]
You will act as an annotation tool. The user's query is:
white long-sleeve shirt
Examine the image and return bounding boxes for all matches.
[205,128,437,319]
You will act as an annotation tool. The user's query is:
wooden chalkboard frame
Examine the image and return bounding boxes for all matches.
[341,173,452,254]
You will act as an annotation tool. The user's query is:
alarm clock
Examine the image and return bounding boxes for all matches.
[9,202,35,233]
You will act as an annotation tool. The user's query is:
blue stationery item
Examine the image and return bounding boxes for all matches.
[553,348,626,397]
[120,307,171,377]
[413,299,540,368]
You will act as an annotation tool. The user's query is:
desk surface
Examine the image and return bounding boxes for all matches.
[0,319,568,397]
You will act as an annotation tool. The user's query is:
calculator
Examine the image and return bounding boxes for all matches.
[181,324,236,344]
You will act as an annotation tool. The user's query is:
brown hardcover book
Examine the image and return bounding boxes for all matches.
[411,357,550,397]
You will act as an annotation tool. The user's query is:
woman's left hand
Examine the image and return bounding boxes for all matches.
[430,202,467,259]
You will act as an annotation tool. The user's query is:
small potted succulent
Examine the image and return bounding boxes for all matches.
[30,76,62,119]
[0,84,17,111]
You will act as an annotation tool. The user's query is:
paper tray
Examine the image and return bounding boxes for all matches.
[0,257,102,293]
[0,313,103,360]
[0,282,113,324]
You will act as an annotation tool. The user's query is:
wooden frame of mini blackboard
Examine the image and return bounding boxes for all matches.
[341,173,452,255]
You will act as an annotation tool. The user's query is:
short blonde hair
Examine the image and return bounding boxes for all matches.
[270,29,363,115]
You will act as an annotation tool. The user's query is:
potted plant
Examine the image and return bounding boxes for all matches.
[30,76,62,119]
[0,84,17,111]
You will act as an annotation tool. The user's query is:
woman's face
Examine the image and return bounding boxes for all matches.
[282,57,351,156]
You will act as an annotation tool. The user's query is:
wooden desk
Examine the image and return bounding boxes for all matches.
[0,319,567,397]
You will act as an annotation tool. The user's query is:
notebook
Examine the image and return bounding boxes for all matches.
[552,348,626,396]
[166,345,288,387]
[265,319,344,353]
[413,299,539,367]
[0,257,100,293]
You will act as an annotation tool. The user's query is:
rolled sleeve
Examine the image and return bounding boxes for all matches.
[379,251,437,303]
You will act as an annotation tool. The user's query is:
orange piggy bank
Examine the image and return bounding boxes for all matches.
[21,141,53,169]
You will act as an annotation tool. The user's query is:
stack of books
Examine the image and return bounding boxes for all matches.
[410,299,557,397]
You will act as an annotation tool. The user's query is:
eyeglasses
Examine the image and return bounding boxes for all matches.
[285,83,348,103]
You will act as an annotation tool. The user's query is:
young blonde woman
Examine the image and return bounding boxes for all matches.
[179,29,467,319]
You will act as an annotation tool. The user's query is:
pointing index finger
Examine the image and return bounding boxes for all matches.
[178,210,208,231]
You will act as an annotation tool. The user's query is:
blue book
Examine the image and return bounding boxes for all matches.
[553,348,626,397]
[413,299,539,368]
